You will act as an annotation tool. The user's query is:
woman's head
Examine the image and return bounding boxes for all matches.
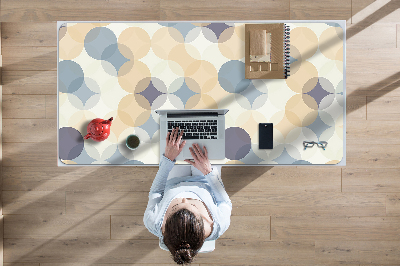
[163,208,205,264]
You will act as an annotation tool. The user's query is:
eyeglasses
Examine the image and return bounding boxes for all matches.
[303,141,327,150]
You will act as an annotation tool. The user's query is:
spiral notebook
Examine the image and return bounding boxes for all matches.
[245,23,290,79]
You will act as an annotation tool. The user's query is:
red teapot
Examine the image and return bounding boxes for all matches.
[84,117,113,142]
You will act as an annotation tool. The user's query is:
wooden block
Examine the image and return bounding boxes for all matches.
[2,142,57,167]
[346,144,400,168]
[2,95,46,119]
[290,0,351,20]
[273,216,400,241]
[2,71,57,95]
[346,120,400,145]
[346,96,366,121]
[66,191,148,215]
[367,96,400,121]
[111,216,158,240]
[2,191,65,215]
[352,0,400,24]
[316,240,400,264]
[2,47,57,71]
[160,0,289,20]
[3,119,57,143]
[1,22,57,46]
[343,168,400,193]
[0,0,160,21]
[2,166,157,192]
[347,23,396,49]
[4,214,110,239]
[46,95,57,119]
[222,166,341,193]
[231,191,386,216]
[386,194,400,216]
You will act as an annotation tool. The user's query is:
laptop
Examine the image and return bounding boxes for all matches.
[155,109,229,160]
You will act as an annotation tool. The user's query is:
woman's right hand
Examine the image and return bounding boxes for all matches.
[184,143,212,175]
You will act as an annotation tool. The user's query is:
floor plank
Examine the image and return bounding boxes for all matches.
[2,142,57,167]
[1,22,57,46]
[2,191,65,215]
[346,144,400,168]
[343,168,400,193]
[346,96,366,120]
[3,238,315,264]
[367,96,400,121]
[2,95,46,119]
[347,23,397,49]
[1,71,57,95]
[2,47,57,71]
[66,191,148,216]
[160,0,289,20]
[2,166,158,192]
[316,240,400,264]
[273,216,400,241]
[4,214,110,239]
[3,119,57,143]
[0,0,161,22]
[231,191,386,216]
[222,166,341,193]
[45,95,57,119]
[346,120,400,145]
[111,216,156,240]
[386,193,400,216]
[351,0,400,25]
[290,0,351,20]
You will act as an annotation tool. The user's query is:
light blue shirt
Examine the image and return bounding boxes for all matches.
[143,155,232,242]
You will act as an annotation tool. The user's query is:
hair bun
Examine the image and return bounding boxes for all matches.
[174,248,193,264]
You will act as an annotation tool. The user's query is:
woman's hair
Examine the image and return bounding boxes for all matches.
[163,208,206,264]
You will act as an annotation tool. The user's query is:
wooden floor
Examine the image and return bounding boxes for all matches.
[1,0,400,265]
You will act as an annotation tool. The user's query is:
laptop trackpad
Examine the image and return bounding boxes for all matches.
[181,140,218,160]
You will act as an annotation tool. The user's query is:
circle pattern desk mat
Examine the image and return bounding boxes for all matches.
[58,22,344,165]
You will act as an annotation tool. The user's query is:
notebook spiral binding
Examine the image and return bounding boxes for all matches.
[283,24,291,79]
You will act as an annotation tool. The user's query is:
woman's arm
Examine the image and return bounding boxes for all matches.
[143,154,175,236]
[143,128,186,236]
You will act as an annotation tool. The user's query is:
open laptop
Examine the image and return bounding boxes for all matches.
[155,109,229,160]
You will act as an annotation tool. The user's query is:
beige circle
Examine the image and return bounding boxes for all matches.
[274,114,298,139]
[218,30,245,60]
[169,44,200,72]
[286,61,318,93]
[285,94,318,127]
[290,27,318,60]
[59,31,84,60]
[67,23,96,43]
[118,94,151,127]
[118,27,151,60]
[152,27,182,60]
[186,60,218,93]
[320,27,343,61]
[118,61,151,93]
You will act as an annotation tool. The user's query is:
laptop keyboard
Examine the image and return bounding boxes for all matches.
[168,120,218,139]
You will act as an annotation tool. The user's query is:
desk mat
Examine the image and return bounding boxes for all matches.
[58,22,344,165]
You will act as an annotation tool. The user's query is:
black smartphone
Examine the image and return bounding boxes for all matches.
[259,123,273,149]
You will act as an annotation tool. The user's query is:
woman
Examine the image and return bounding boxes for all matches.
[144,127,232,264]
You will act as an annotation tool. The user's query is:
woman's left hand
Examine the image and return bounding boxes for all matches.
[165,127,186,161]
